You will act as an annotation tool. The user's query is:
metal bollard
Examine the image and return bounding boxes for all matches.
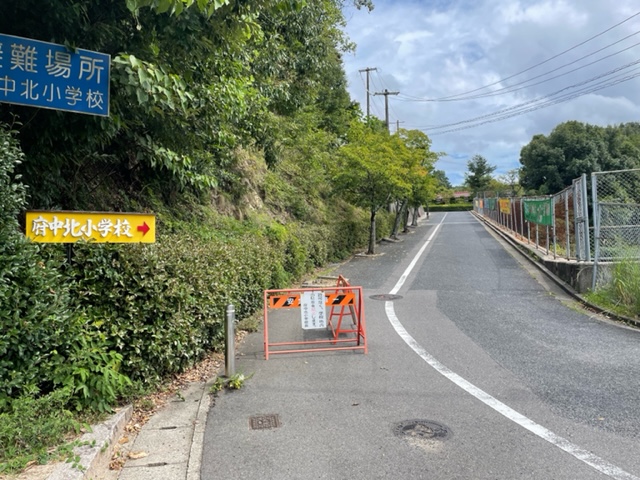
[225,304,236,377]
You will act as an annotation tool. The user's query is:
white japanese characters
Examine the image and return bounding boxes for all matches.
[30,215,133,240]
[0,34,109,116]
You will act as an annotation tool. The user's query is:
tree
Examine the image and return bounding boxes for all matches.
[519,120,640,194]
[495,169,522,196]
[432,170,452,190]
[0,0,370,211]
[465,154,496,196]
[332,121,410,254]
[388,129,438,236]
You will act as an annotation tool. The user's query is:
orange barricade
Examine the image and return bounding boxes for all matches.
[263,278,367,359]
[327,275,360,341]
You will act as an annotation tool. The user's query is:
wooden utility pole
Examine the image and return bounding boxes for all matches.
[374,89,399,132]
[396,120,405,133]
[358,67,377,117]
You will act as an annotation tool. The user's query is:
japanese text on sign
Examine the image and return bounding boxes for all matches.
[301,291,327,330]
[25,211,155,243]
[0,34,110,116]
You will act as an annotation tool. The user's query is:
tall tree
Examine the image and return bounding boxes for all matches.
[332,121,410,254]
[465,154,496,196]
[389,129,438,237]
[0,0,369,211]
[520,120,640,194]
[432,170,452,190]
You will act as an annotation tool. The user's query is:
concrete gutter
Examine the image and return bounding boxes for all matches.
[47,405,132,480]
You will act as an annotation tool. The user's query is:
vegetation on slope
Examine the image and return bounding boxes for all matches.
[0,0,440,472]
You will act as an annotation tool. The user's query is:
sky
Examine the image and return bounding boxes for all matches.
[340,0,640,186]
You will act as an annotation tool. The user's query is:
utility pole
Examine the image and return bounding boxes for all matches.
[358,67,377,117]
[374,88,399,132]
[396,120,405,133]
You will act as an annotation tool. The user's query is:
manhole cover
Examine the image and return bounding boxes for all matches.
[369,294,403,301]
[393,420,450,440]
[249,414,281,430]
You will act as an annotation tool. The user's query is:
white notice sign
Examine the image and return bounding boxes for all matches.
[301,291,327,330]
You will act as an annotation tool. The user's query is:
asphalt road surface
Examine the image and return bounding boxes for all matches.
[202,211,640,480]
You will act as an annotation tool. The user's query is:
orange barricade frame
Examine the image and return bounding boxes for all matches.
[263,277,367,359]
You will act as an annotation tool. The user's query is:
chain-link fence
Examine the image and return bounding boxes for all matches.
[474,168,640,291]
[474,174,591,261]
[592,168,640,288]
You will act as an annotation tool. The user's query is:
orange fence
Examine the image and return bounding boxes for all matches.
[263,276,367,359]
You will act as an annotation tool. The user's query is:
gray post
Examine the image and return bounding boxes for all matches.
[591,173,599,290]
[225,304,236,377]
[374,89,400,132]
[359,67,377,117]
[565,191,570,260]
[583,173,592,262]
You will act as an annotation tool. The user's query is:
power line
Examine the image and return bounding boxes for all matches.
[416,57,640,130]
[421,68,640,135]
[358,69,385,118]
[398,30,640,103]
[398,9,640,102]
[374,69,403,122]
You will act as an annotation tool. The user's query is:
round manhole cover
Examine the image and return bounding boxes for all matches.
[393,420,450,440]
[369,294,403,301]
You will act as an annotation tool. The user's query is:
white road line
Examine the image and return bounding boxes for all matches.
[389,213,446,295]
[384,215,639,480]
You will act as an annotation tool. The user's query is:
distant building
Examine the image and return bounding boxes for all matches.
[434,191,471,203]
[453,191,471,200]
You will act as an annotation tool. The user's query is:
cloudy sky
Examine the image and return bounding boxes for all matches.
[341,0,640,186]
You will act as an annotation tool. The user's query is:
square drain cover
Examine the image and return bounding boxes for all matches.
[249,414,281,430]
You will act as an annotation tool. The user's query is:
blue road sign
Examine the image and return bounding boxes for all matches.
[0,34,110,116]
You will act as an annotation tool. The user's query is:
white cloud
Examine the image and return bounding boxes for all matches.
[341,0,640,187]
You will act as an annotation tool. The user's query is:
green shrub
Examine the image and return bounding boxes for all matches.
[0,125,75,407]
[53,330,132,413]
[427,204,472,212]
[66,232,282,384]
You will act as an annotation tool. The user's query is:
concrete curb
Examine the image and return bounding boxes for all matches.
[48,405,132,480]
[186,379,216,480]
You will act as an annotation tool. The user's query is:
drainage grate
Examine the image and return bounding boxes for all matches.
[393,420,450,440]
[249,414,281,430]
[370,294,403,301]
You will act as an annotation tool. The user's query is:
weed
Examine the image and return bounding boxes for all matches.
[588,254,640,319]
[0,389,81,474]
[209,373,253,395]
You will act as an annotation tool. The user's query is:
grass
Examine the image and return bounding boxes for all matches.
[0,389,85,474]
[585,257,640,320]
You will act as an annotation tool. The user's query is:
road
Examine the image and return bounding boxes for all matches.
[201,211,640,479]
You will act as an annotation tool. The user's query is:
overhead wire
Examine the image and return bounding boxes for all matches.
[416,57,640,130]
[397,31,640,103]
[397,9,640,102]
[421,67,640,135]
[366,71,396,120]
